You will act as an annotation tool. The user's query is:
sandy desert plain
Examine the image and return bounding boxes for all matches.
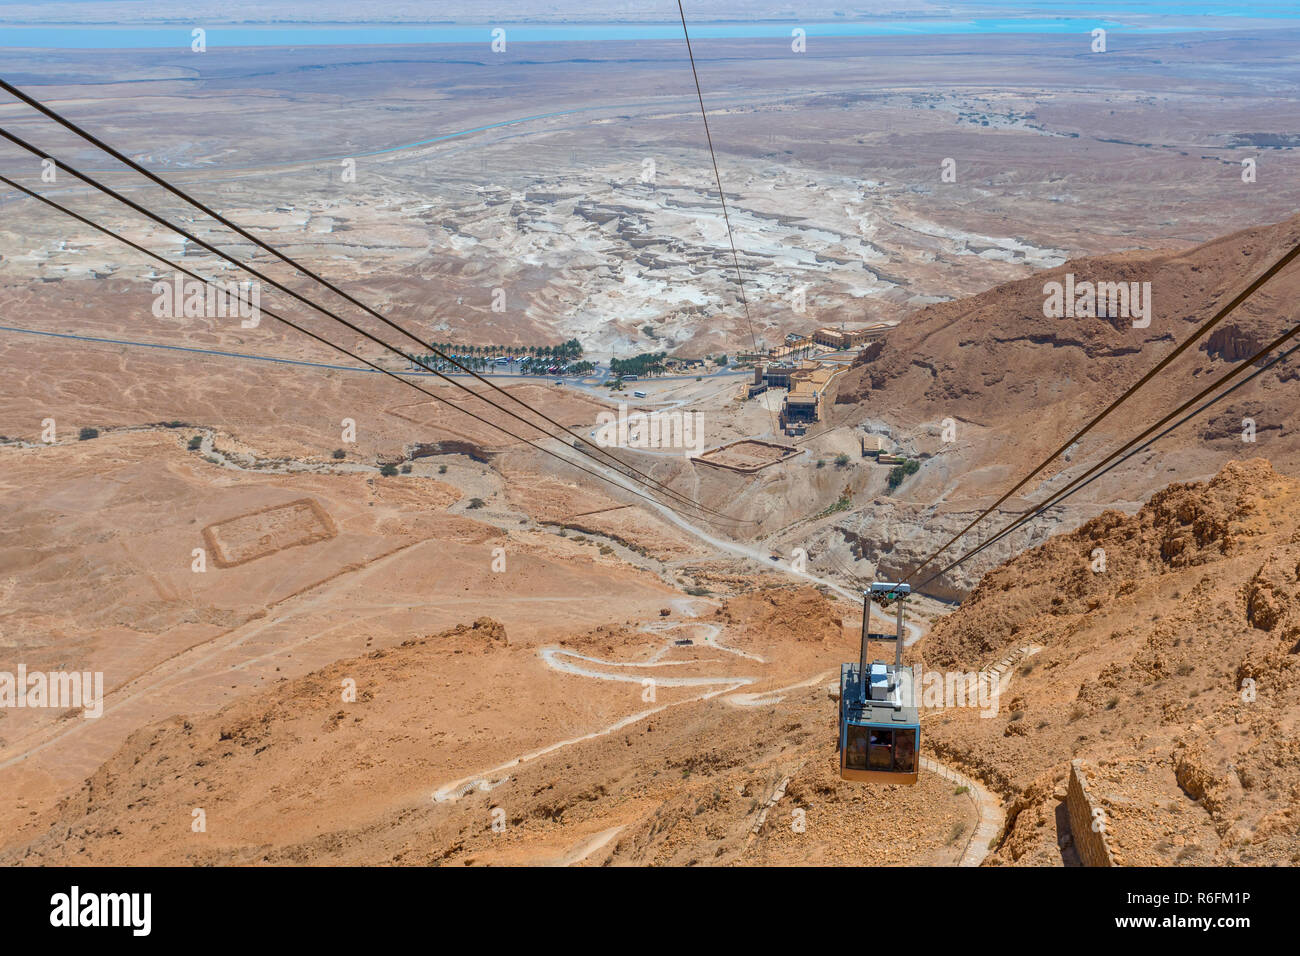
[2,19,1300,866]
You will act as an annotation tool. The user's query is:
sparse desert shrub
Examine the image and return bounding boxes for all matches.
[467,497,486,509]
[816,485,854,518]
[400,464,412,474]
[685,586,711,596]
[834,453,850,468]
[887,458,921,491]
[78,427,99,441]
[332,448,346,459]
[187,435,203,451]
[438,464,448,474]
[379,463,399,477]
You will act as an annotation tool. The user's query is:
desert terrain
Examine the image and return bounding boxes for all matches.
[1,10,1299,868]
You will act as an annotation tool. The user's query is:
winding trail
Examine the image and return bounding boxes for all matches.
[432,619,761,803]
[431,605,1013,867]
[9,422,991,863]
[551,825,626,867]
[912,644,1045,865]
[920,757,1003,867]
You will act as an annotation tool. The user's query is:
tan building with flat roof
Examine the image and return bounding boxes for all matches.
[861,433,890,457]
[813,326,881,350]
[779,361,839,428]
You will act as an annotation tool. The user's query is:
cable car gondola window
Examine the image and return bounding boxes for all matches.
[868,728,893,770]
[894,728,917,773]
[845,725,869,770]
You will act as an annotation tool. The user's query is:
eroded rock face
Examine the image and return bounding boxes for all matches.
[822,217,1300,621]
[405,440,491,462]
[1244,554,1296,631]
[834,216,1300,427]
[925,459,1282,667]
[714,586,842,644]
[833,502,1062,603]
[1202,323,1265,363]
[1201,401,1282,444]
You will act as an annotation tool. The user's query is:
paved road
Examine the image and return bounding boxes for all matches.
[0,325,754,396]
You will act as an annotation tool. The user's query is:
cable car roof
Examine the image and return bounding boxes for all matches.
[840,662,918,725]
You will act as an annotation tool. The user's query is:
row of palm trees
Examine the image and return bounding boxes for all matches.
[408,354,497,373]
[609,351,669,378]
[406,352,595,377]
[427,339,584,362]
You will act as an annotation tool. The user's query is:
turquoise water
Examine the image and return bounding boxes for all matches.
[0,18,1221,50]
[973,1,1298,13]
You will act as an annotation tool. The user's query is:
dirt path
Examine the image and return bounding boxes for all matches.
[432,614,924,824]
[911,644,1044,865]
[551,825,626,867]
[432,619,760,803]
[919,757,1003,867]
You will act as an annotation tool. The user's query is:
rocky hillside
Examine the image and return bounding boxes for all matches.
[0,587,972,867]
[922,458,1300,865]
[7,462,1298,867]
[837,213,1299,433]
[822,212,1300,597]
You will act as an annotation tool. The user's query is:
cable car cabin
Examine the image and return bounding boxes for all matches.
[837,581,919,784]
[838,661,919,784]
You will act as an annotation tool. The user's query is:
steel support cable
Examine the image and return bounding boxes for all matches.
[916,322,1300,592]
[675,3,780,438]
